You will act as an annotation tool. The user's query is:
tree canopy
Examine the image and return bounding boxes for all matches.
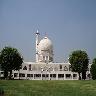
[90,58,96,80]
[69,50,89,80]
[0,46,23,79]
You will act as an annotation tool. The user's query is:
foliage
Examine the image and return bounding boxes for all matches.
[0,80,96,96]
[90,58,96,80]
[0,46,23,79]
[69,50,89,80]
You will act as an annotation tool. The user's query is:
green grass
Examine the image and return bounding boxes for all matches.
[0,80,96,96]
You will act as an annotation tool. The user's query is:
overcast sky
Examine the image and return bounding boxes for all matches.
[0,0,96,62]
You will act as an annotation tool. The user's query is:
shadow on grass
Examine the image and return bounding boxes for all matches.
[0,87,4,96]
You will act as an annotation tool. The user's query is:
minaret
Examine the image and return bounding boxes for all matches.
[36,30,40,62]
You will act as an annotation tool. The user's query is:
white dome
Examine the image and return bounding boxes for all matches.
[38,37,53,51]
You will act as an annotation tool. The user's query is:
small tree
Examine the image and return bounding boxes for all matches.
[69,50,89,80]
[90,58,96,80]
[0,46,23,79]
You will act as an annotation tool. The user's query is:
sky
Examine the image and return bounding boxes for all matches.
[0,0,96,62]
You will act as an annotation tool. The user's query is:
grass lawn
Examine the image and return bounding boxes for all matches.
[0,80,96,96]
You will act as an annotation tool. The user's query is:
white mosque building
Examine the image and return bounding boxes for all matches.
[2,30,91,80]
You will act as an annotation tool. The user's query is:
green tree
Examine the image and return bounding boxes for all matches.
[69,50,89,80]
[0,46,23,79]
[90,58,96,80]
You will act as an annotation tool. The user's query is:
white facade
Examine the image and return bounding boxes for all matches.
[12,62,91,80]
[0,30,91,80]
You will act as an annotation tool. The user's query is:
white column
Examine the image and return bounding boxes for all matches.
[33,74,35,80]
[41,73,42,80]
[25,73,27,79]
[36,30,40,63]
[56,74,58,80]
[71,73,73,80]
[64,74,66,80]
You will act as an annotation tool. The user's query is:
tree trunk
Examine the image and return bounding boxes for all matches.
[78,73,81,80]
[82,71,86,80]
[4,71,8,79]
[9,70,12,80]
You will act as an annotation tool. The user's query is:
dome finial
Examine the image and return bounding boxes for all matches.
[37,29,38,33]
[36,29,40,35]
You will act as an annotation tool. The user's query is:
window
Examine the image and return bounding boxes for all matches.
[69,65,72,71]
[29,64,31,71]
[60,65,62,71]
[50,74,56,78]
[73,74,77,77]
[46,56,48,60]
[66,74,71,78]
[19,73,25,77]
[42,74,48,77]
[36,74,41,77]
[27,74,33,77]
[42,74,45,77]
[14,73,18,77]
[31,74,33,77]
[58,74,64,78]
[27,74,30,77]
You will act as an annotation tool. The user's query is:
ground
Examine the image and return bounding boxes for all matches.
[0,80,96,96]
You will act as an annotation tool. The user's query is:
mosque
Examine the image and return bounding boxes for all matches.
[1,30,91,80]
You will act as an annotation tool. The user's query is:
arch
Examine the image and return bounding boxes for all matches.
[23,66,27,70]
[64,66,68,71]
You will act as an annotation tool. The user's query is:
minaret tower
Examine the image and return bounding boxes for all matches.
[36,30,40,62]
